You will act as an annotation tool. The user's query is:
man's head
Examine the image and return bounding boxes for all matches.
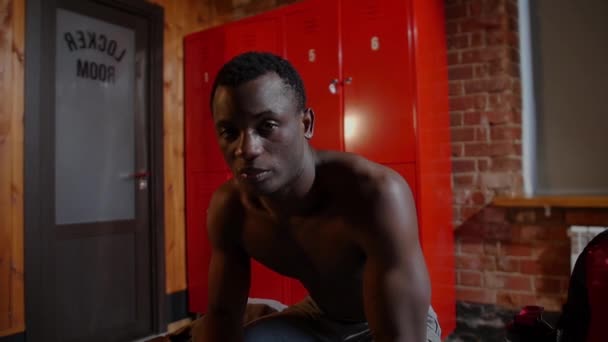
[211,52,315,196]
[211,52,306,112]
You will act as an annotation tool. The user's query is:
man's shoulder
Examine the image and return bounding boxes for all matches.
[318,152,418,243]
[207,179,244,234]
[317,150,410,200]
[209,178,241,208]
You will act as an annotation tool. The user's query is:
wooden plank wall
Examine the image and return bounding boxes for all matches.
[147,0,298,295]
[146,0,211,297]
[0,0,25,337]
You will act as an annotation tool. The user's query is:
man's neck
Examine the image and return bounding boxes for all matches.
[258,147,319,219]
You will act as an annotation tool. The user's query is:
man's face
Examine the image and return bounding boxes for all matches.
[212,72,314,195]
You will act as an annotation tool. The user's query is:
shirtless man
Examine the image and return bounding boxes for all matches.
[202,52,440,342]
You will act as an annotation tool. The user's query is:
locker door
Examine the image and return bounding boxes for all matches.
[186,172,232,313]
[200,28,229,173]
[185,28,229,313]
[184,34,205,312]
[342,0,416,163]
[249,261,289,303]
[224,17,283,60]
[411,0,455,335]
[185,35,204,173]
[284,0,342,151]
[185,28,228,174]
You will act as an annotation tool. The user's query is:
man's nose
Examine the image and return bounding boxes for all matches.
[234,131,262,160]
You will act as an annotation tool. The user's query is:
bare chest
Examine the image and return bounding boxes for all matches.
[241,214,365,282]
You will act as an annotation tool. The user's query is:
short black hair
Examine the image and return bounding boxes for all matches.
[210,51,306,112]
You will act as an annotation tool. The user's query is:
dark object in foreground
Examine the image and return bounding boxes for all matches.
[507,228,608,342]
[505,305,557,342]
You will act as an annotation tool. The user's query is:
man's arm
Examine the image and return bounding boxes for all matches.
[202,186,251,342]
[360,172,431,342]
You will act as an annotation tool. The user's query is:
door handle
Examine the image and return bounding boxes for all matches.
[329,78,353,95]
[329,78,340,94]
[129,171,148,179]
[120,171,149,180]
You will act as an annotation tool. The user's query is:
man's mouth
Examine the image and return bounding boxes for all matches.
[238,168,271,182]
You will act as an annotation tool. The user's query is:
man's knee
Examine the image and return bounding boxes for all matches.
[244,316,319,342]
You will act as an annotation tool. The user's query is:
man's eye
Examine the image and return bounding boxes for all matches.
[219,128,238,140]
[260,121,278,132]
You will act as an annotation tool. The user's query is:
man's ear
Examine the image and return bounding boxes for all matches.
[302,108,315,139]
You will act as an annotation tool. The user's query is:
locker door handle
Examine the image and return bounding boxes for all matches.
[329,79,339,94]
[127,171,149,179]
[120,171,149,180]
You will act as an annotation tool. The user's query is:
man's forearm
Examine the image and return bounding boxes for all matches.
[365,266,430,342]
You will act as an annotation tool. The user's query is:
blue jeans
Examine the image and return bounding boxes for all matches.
[243,297,442,342]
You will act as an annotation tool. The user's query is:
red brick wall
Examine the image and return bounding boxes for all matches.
[446,0,522,213]
[455,207,608,311]
[446,0,608,313]
[455,207,572,310]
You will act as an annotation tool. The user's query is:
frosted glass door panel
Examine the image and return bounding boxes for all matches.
[55,9,136,225]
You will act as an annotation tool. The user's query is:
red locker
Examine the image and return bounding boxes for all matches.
[184,34,205,173]
[411,0,456,334]
[248,261,288,302]
[284,0,342,152]
[224,16,283,59]
[342,0,417,164]
[185,27,230,312]
[185,172,231,313]
[201,115,228,173]
[184,27,228,175]
[184,32,207,313]
[200,28,229,173]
